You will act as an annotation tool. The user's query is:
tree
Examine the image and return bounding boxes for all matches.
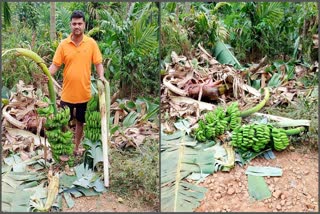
[50,2,56,41]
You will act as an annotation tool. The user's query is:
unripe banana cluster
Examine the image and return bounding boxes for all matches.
[45,107,70,129]
[231,124,290,152]
[84,95,101,143]
[226,102,242,130]
[45,107,75,166]
[194,102,242,142]
[271,128,289,151]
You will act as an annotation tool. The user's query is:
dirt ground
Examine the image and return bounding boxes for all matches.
[61,191,155,212]
[195,149,319,212]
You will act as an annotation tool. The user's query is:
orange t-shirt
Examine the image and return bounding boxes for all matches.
[53,34,102,103]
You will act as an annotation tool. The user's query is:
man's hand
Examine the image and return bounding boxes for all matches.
[98,75,107,83]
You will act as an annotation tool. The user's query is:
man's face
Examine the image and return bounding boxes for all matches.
[70,18,85,36]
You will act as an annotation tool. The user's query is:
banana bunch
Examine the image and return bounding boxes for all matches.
[195,107,229,141]
[87,94,99,112]
[84,95,102,142]
[85,111,101,128]
[231,124,291,153]
[84,127,101,142]
[271,128,289,151]
[84,110,101,142]
[46,130,73,145]
[45,107,70,129]
[226,102,241,130]
[231,124,271,152]
[45,107,74,166]
[195,120,207,142]
[37,97,54,116]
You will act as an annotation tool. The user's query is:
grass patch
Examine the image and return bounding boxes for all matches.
[109,138,159,210]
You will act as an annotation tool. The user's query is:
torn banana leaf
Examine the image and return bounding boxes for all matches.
[246,166,283,177]
[161,131,215,212]
[247,175,272,201]
[2,171,46,212]
[161,181,207,212]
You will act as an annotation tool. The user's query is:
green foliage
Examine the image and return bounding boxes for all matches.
[2,2,12,29]
[222,2,317,63]
[161,2,229,59]
[99,2,159,96]
[16,2,41,30]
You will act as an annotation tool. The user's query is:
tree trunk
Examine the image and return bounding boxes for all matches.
[185,2,191,13]
[50,2,56,41]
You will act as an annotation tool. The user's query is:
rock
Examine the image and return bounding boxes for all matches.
[273,190,282,199]
[276,204,282,210]
[215,188,220,193]
[236,188,242,194]
[304,170,309,175]
[210,186,214,190]
[281,194,286,200]
[214,193,222,199]
[227,188,235,195]
[223,205,228,210]
[280,200,286,206]
[238,182,242,187]
[117,197,124,203]
[268,204,272,209]
[211,178,215,183]
[289,145,295,151]
[286,201,292,206]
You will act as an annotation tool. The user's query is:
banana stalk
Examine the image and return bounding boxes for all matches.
[97,80,109,187]
[2,48,57,114]
[105,80,111,139]
[240,87,270,117]
[285,127,305,136]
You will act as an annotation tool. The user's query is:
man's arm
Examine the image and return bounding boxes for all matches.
[95,63,107,82]
[49,63,61,76]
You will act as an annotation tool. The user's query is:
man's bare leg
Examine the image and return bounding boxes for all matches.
[74,120,84,155]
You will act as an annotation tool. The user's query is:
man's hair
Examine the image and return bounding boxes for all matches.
[70,10,85,22]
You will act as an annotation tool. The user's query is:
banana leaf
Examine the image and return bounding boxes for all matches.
[247,175,272,201]
[2,171,46,212]
[161,131,215,212]
[213,40,242,69]
[246,166,282,177]
[123,111,139,128]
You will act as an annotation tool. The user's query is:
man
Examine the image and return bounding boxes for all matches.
[49,10,106,155]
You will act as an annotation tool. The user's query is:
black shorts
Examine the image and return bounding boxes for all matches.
[60,100,87,123]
